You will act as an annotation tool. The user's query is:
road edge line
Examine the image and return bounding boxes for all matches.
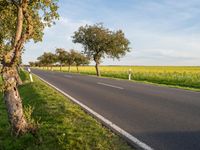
[33,73,153,150]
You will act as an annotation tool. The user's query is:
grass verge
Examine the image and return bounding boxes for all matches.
[0,71,133,150]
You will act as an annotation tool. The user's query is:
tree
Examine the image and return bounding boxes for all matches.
[46,52,57,70]
[65,49,76,72]
[74,52,90,72]
[29,61,40,67]
[72,23,131,76]
[0,0,59,135]
[34,61,42,67]
[55,48,68,71]
[37,54,47,68]
[29,61,35,67]
[37,52,56,70]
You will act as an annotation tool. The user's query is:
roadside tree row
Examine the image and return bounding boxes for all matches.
[31,23,131,76]
[30,49,89,72]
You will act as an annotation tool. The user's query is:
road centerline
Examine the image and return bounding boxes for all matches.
[64,75,73,78]
[97,82,124,90]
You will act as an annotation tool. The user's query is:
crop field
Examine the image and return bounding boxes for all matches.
[37,66,200,89]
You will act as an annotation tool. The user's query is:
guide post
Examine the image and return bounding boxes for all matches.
[28,67,33,82]
[128,69,132,80]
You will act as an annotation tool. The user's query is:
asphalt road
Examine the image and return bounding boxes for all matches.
[32,69,200,150]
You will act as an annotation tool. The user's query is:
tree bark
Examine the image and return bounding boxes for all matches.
[1,4,28,135]
[68,65,71,72]
[2,66,28,135]
[1,0,38,135]
[14,67,22,85]
[13,7,23,47]
[95,62,100,76]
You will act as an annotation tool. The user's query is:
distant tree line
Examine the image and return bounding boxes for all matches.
[29,49,89,73]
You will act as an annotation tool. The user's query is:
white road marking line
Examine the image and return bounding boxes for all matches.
[32,73,153,150]
[97,82,124,90]
[64,75,73,78]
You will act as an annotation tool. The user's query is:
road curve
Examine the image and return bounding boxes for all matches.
[32,69,200,150]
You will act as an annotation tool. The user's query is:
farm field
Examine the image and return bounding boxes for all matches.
[36,66,200,89]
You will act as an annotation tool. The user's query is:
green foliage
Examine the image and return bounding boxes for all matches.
[0,0,59,42]
[37,52,57,66]
[24,105,40,130]
[72,23,131,63]
[0,72,132,150]
[37,48,90,68]
[29,61,35,67]
[29,61,42,67]
[65,49,90,67]
[74,52,90,67]
[55,48,68,66]
[0,0,59,60]
[0,0,16,57]
[65,49,76,66]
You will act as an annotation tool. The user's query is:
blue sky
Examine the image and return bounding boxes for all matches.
[23,0,200,65]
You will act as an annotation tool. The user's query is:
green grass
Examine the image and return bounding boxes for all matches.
[0,71,132,150]
[37,66,200,89]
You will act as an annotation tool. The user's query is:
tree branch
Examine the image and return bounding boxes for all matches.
[13,6,23,47]
[11,0,33,65]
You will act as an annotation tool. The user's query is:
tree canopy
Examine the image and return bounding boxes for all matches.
[37,52,56,67]
[56,48,68,65]
[36,48,90,72]
[0,0,59,64]
[72,23,130,76]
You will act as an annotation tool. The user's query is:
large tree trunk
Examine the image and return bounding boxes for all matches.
[68,65,71,72]
[0,0,35,136]
[95,62,100,76]
[1,4,28,135]
[2,66,28,135]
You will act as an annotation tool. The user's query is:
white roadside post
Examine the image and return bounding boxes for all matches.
[28,67,33,82]
[128,69,132,80]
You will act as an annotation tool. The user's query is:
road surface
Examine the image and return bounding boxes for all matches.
[32,69,200,150]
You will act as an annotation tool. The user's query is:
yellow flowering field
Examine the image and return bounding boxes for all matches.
[38,66,200,89]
